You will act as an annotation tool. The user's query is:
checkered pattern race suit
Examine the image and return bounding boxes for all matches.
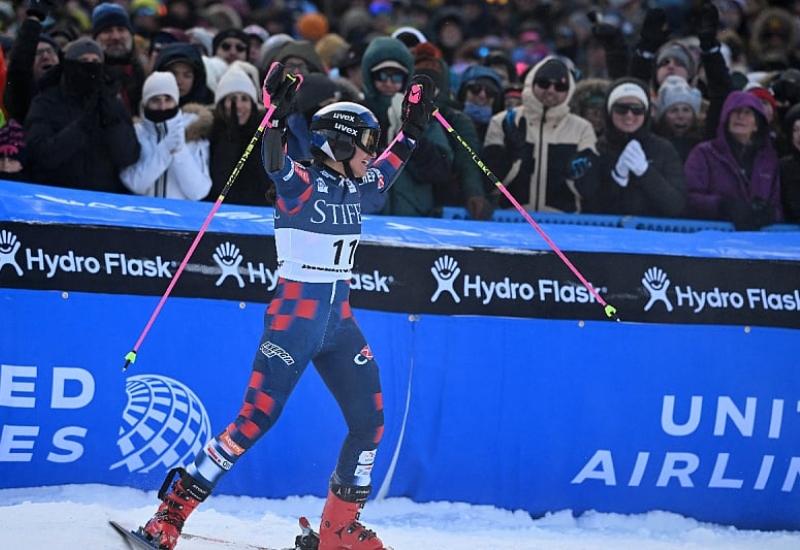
[187,134,417,490]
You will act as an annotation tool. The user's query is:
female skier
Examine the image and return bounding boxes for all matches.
[139,63,435,550]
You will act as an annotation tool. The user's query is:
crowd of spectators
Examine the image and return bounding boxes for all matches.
[0,0,798,229]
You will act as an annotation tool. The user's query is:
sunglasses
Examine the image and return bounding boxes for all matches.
[465,83,498,98]
[612,103,647,116]
[534,78,569,92]
[373,70,406,84]
[219,41,246,53]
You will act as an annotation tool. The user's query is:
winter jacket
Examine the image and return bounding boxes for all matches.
[684,92,782,222]
[24,63,140,193]
[120,104,212,200]
[780,105,800,222]
[383,92,454,216]
[483,56,598,212]
[383,51,486,216]
[208,105,273,206]
[587,77,686,217]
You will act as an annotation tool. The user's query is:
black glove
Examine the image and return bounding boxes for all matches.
[26,0,55,21]
[697,1,720,52]
[588,11,626,50]
[722,197,775,231]
[638,8,670,54]
[401,73,435,141]
[262,62,302,125]
[97,93,122,128]
[501,109,527,161]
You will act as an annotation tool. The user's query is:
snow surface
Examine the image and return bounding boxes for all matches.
[1,485,799,550]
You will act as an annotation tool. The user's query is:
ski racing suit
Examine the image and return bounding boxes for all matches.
[185,134,417,493]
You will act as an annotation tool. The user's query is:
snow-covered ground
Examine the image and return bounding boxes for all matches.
[1,484,799,550]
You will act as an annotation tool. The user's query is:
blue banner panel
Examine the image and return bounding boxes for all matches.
[390,315,800,530]
[0,289,410,500]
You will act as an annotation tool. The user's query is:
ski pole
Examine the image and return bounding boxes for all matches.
[123,66,302,371]
[432,109,620,322]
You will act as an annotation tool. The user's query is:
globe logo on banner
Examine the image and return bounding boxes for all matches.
[0,229,23,276]
[642,266,674,312]
[110,375,212,474]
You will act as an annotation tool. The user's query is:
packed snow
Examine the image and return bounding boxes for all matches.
[1,484,799,549]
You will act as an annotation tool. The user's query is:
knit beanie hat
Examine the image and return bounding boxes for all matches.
[0,120,26,163]
[214,66,257,105]
[142,71,180,106]
[412,42,444,84]
[656,41,696,81]
[607,80,649,113]
[296,12,329,42]
[535,58,569,83]
[64,37,105,62]
[91,3,133,37]
[747,86,778,113]
[656,75,702,119]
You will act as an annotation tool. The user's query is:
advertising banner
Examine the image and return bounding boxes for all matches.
[2,221,800,328]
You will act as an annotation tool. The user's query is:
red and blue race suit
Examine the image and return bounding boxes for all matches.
[187,134,417,490]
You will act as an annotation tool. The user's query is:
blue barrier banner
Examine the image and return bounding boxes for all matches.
[2,183,799,531]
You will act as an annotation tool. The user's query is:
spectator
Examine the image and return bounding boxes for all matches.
[389,42,492,219]
[212,29,249,66]
[360,36,413,150]
[457,65,503,143]
[484,56,597,212]
[154,43,214,106]
[503,82,523,109]
[653,75,703,163]
[120,71,212,199]
[91,2,146,116]
[381,43,455,217]
[273,40,325,77]
[570,78,609,139]
[3,0,59,123]
[779,104,800,223]
[243,24,269,67]
[25,37,140,193]
[653,41,697,89]
[0,120,29,182]
[587,78,686,217]
[685,91,782,230]
[207,66,270,206]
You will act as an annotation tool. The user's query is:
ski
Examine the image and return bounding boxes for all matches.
[109,517,319,550]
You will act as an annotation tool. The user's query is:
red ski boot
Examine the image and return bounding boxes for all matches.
[318,482,386,550]
[140,467,210,550]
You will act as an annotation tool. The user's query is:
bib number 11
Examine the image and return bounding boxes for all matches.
[333,239,358,266]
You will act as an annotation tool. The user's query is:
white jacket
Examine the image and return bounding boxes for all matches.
[121,105,213,200]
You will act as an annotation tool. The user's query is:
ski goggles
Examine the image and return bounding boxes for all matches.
[356,127,381,155]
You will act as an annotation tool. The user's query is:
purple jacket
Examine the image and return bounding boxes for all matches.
[684,91,782,221]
